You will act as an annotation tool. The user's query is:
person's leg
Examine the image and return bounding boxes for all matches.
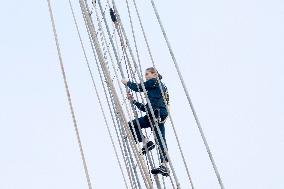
[152,109,168,161]
[137,115,156,154]
[155,123,168,163]
[151,116,170,176]
[128,117,146,143]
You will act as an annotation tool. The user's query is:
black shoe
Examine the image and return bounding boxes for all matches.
[142,141,155,155]
[151,165,170,176]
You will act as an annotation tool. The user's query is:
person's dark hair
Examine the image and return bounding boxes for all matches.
[146,67,163,80]
[146,67,169,105]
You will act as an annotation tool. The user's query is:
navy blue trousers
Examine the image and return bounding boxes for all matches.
[128,115,168,163]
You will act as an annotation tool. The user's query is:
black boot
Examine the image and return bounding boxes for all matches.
[142,141,155,155]
[151,165,170,176]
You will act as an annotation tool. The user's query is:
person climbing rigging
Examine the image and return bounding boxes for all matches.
[121,67,170,176]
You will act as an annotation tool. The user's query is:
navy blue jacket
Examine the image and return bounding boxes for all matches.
[127,78,168,117]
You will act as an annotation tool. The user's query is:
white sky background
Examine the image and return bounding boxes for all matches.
[0,0,283,189]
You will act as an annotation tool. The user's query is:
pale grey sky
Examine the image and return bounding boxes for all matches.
[0,0,283,189]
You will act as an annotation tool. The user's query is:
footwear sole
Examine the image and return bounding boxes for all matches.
[142,144,155,155]
[151,171,169,177]
[151,169,170,177]
[161,172,169,177]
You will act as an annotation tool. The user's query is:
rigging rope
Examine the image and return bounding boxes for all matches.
[48,0,225,188]
[94,4,163,188]
[124,0,143,76]
[94,3,173,188]
[108,2,181,188]
[67,1,129,188]
[84,3,141,189]
[114,24,163,188]
[114,4,162,175]
[46,0,92,188]
[90,9,141,188]
[110,3,173,188]
[80,1,153,188]
[126,0,196,187]
[150,0,225,188]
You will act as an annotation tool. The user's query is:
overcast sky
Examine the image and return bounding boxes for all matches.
[0,0,283,189]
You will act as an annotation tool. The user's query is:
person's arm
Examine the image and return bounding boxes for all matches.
[133,100,146,112]
[127,78,158,92]
[126,92,146,112]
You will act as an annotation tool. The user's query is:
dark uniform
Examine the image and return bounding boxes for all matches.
[127,78,169,163]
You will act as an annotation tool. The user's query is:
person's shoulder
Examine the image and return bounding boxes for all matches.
[146,78,158,84]
[145,78,159,88]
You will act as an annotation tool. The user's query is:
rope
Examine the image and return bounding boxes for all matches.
[115,25,163,188]
[46,0,92,188]
[128,0,196,187]
[124,0,143,76]
[67,1,129,188]
[105,5,176,188]
[91,35,139,189]
[150,0,225,188]
[124,0,167,168]
[81,1,153,188]
[94,4,161,188]
[87,12,141,188]
[94,0,156,181]
[108,6,166,187]
[109,2,181,188]
[98,1,154,177]
[83,3,140,189]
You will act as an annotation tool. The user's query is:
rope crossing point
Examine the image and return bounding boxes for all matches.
[46,0,92,188]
